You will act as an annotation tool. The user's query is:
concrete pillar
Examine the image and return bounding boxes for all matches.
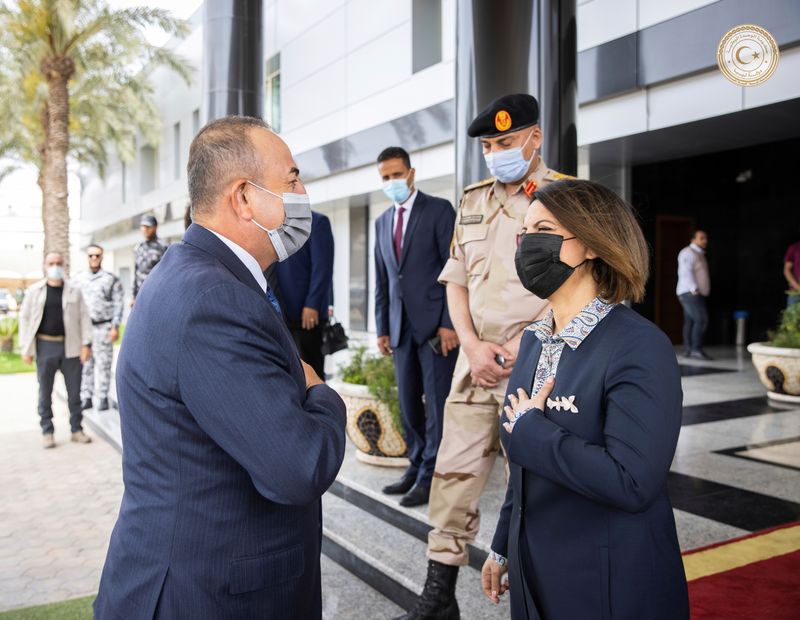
[204,0,263,121]
[455,0,577,193]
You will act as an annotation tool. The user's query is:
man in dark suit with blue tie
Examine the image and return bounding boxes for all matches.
[374,147,458,507]
[94,116,346,619]
[275,211,335,378]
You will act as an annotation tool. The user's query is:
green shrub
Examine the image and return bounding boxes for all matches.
[768,303,800,348]
[340,346,402,433]
[0,317,18,353]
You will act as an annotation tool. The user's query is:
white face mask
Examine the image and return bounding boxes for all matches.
[46,265,64,281]
[247,180,312,262]
[483,129,536,183]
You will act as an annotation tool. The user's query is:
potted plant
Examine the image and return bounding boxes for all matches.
[0,317,17,353]
[747,303,800,403]
[329,347,409,467]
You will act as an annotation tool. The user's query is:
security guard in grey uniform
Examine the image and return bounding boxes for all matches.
[75,244,124,411]
[132,214,169,304]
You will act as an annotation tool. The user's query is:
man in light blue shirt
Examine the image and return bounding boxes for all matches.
[676,230,711,360]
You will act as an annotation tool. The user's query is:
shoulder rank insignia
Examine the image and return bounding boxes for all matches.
[463,177,495,192]
[544,170,576,182]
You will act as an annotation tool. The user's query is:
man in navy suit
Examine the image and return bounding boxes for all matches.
[94,116,346,619]
[374,147,458,507]
[275,211,334,378]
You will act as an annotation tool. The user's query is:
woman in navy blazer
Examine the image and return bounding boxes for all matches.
[482,180,689,619]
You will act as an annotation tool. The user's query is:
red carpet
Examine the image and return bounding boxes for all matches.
[682,522,800,619]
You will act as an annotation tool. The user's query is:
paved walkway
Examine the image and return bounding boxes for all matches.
[0,372,122,612]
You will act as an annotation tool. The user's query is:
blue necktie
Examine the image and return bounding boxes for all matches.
[266,285,282,316]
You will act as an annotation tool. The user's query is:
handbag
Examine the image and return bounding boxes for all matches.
[321,316,349,355]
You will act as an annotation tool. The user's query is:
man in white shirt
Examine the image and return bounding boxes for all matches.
[676,230,712,360]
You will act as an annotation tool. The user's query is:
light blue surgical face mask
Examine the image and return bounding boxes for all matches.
[247,180,312,262]
[46,266,64,281]
[483,129,536,183]
[382,173,412,204]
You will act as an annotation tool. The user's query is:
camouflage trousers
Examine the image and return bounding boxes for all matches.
[427,348,508,566]
[80,323,114,401]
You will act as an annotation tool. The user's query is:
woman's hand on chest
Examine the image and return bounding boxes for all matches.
[503,376,555,434]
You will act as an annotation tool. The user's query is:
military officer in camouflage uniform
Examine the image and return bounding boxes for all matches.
[398,94,572,620]
[132,214,169,305]
[75,244,124,412]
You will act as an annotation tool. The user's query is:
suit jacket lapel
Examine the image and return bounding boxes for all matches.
[399,192,424,269]
[183,224,265,298]
[383,209,399,270]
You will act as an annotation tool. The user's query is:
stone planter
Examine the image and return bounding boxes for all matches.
[329,379,409,467]
[747,342,800,404]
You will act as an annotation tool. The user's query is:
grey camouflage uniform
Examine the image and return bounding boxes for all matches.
[74,269,124,401]
[133,237,169,299]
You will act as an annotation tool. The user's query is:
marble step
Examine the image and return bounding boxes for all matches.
[321,492,510,620]
[321,554,404,619]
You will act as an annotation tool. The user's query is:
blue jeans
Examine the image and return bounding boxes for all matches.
[678,294,708,353]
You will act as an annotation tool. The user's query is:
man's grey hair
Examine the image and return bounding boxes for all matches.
[187,115,271,217]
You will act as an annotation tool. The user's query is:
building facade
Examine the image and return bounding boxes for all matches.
[79,0,800,343]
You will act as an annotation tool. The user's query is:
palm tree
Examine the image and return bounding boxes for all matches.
[0,0,192,272]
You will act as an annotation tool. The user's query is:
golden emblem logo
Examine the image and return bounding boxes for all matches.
[717,24,779,86]
[495,110,512,132]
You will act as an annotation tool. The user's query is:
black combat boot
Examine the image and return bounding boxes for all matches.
[97,398,109,411]
[394,560,460,620]
[80,398,93,411]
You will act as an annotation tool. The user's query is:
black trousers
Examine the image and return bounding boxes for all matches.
[289,322,326,379]
[35,339,83,434]
[393,314,458,489]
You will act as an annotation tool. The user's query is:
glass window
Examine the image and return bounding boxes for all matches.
[265,53,281,132]
[412,0,442,73]
[349,205,369,331]
[173,122,181,180]
[140,145,157,194]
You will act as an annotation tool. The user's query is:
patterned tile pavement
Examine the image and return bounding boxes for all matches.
[0,372,122,612]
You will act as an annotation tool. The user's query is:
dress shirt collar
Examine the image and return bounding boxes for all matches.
[206,227,267,294]
[527,297,616,350]
[394,188,418,212]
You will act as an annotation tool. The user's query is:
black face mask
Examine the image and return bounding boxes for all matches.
[514,233,588,299]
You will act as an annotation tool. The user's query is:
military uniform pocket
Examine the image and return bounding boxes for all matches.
[458,224,489,276]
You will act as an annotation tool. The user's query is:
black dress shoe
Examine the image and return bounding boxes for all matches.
[97,398,109,411]
[80,398,93,411]
[400,485,430,507]
[382,476,415,495]
[688,350,713,361]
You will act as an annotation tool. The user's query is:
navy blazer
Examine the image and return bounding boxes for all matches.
[94,224,346,620]
[492,305,689,620]
[275,211,334,324]
[374,191,455,348]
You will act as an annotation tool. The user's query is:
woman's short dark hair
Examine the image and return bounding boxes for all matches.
[534,179,650,304]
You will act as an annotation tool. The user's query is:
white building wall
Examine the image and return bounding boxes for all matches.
[270,0,456,155]
[75,0,799,334]
[577,0,720,51]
